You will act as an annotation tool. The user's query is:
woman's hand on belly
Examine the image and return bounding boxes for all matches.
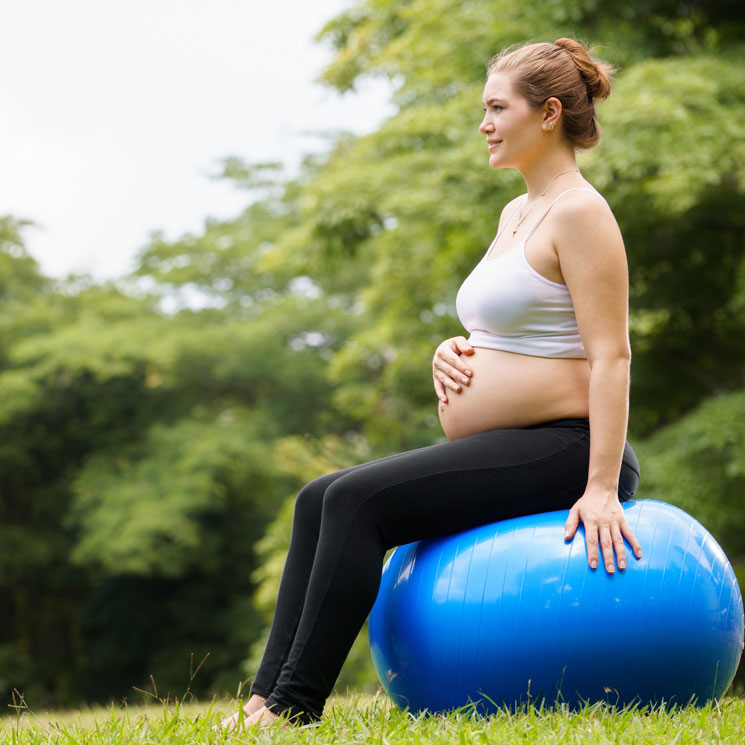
[432,336,475,403]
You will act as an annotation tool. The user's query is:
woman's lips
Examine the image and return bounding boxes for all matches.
[487,141,502,152]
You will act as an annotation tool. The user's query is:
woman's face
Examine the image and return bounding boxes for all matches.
[479,72,545,170]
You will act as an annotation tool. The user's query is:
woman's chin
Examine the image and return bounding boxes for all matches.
[488,153,509,170]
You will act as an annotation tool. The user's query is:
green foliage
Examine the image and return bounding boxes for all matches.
[0,225,362,703]
[318,0,745,100]
[636,390,745,559]
[586,55,745,432]
[0,216,46,305]
[69,412,272,578]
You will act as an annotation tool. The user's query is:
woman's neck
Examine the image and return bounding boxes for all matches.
[520,152,580,200]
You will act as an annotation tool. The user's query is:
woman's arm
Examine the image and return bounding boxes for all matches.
[569,354,639,573]
[553,191,642,573]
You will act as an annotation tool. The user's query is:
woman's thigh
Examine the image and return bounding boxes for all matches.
[322,419,594,550]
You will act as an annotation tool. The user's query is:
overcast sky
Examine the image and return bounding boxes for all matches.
[1,0,394,279]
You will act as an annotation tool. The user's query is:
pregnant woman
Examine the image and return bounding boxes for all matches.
[221,37,642,730]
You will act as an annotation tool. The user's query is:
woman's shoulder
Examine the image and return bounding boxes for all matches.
[551,186,623,250]
[501,193,525,215]
[551,185,611,217]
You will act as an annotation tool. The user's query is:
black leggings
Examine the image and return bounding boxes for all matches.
[253,418,640,723]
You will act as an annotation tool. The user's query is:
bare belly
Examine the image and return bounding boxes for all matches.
[438,347,591,440]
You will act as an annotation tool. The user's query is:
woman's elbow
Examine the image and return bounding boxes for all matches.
[587,344,631,369]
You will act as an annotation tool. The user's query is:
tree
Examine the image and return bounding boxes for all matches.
[0,215,361,704]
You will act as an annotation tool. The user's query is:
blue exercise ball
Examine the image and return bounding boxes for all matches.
[369,499,744,712]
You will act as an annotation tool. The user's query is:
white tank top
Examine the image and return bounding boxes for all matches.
[456,188,605,359]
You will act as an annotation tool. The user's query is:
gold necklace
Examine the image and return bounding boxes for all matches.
[512,168,580,237]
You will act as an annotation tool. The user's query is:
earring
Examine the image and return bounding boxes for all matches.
[545,123,553,131]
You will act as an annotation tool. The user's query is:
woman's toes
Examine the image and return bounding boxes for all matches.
[245,706,274,726]
[218,711,240,731]
[218,695,268,731]
[218,703,289,732]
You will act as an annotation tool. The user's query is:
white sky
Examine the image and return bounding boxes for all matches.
[0,0,394,279]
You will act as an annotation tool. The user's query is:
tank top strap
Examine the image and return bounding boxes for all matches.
[495,196,528,241]
[524,187,604,240]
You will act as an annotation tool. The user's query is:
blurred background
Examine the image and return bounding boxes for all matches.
[1,0,743,708]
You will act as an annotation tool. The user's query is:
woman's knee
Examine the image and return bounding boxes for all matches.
[294,473,338,522]
[320,471,379,528]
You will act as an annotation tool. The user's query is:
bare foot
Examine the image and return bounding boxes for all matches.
[243,705,283,728]
[219,693,266,731]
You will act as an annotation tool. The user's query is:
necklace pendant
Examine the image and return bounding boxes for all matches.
[512,228,518,237]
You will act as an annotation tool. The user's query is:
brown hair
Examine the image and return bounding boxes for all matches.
[486,38,617,149]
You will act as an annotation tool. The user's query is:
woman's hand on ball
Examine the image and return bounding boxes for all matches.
[432,337,475,403]
[564,490,642,574]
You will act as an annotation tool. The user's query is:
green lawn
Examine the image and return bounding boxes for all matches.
[2,694,744,744]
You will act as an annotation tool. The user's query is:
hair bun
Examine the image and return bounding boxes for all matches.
[553,37,615,101]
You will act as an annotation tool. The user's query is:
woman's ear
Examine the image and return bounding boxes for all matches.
[543,97,563,131]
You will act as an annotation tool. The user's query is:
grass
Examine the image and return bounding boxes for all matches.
[2,693,745,744]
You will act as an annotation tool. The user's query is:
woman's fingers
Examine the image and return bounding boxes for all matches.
[598,522,616,574]
[434,369,463,393]
[610,521,626,570]
[570,505,606,571]
[620,518,643,559]
[585,513,622,573]
[436,348,473,379]
[434,359,471,387]
[584,518,600,570]
[452,336,475,356]
[567,497,644,574]
[564,507,580,540]
[432,337,474,399]
[586,510,639,573]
